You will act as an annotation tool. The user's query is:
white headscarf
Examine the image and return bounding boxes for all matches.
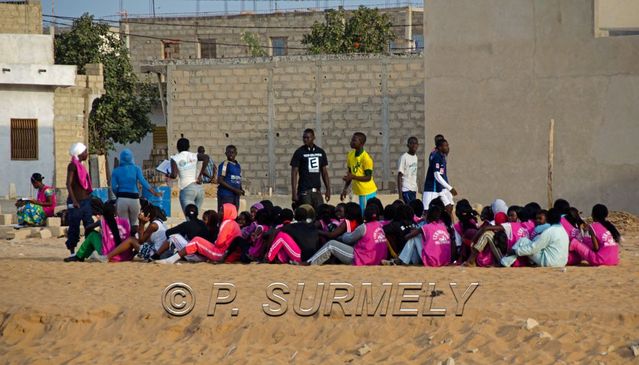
[491,199,508,215]
[69,142,87,158]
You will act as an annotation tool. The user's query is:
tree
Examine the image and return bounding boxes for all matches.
[55,13,157,155]
[241,31,267,57]
[302,6,395,54]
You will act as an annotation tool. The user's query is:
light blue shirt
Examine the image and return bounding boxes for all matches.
[513,224,569,267]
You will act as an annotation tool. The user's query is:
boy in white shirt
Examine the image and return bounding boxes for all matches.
[397,136,419,204]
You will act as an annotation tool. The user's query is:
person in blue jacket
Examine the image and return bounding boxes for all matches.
[111,149,161,233]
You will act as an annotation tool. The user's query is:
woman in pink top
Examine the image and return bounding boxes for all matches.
[569,204,620,266]
[401,205,452,266]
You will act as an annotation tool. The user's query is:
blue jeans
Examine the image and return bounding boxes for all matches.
[357,191,377,215]
[179,183,204,214]
[399,236,423,264]
[65,198,94,253]
[402,191,417,204]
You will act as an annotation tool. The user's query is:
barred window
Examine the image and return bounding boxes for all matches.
[10,118,38,160]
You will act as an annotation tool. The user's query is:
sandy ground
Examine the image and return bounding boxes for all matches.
[0,216,638,364]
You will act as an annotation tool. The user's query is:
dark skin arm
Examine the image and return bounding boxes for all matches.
[291,166,299,202]
[397,172,404,200]
[470,225,504,243]
[318,221,347,239]
[321,165,331,202]
[404,228,422,240]
[589,225,600,252]
[169,159,178,179]
[66,163,79,208]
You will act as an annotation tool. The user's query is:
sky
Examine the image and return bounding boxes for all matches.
[41,0,422,20]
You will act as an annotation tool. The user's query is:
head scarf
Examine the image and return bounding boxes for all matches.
[491,199,508,215]
[69,142,87,158]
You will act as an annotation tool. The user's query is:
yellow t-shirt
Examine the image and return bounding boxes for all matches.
[346,149,377,196]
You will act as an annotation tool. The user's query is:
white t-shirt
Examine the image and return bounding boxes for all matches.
[398,152,418,192]
[172,151,198,190]
[149,220,168,251]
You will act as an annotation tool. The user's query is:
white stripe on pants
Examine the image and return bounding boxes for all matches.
[307,240,354,265]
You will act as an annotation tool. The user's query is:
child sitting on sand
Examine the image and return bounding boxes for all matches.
[568,204,620,266]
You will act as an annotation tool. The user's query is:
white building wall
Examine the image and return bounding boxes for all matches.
[0,86,55,197]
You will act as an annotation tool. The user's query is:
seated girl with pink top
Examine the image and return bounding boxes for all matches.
[399,205,453,266]
[569,204,620,266]
[307,205,388,265]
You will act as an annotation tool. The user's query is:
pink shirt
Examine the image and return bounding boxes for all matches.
[421,222,451,267]
[101,217,133,262]
[353,221,388,266]
[561,217,583,242]
[502,222,531,267]
[588,222,619,265]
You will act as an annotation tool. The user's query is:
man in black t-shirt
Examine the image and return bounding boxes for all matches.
[290,128,331,209]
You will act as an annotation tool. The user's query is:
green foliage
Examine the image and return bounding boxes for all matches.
[241,31,267,57]
[302,6,395,54]
[54,13,157,155]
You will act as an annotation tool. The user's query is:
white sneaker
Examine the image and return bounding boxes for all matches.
[155,253,181,264]
[500,255,517,267]
[91,252,108,263]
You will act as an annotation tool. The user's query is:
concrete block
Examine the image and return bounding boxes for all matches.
[6,229,31,240]
[38,229,52,239]
[48,226,66,238]
[46,217,62,227]
[0,214,12,225]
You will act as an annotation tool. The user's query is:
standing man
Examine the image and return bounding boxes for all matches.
[397,136,419,204]
[423,138,457,214]
[341,132,377,213]
[169,137,210,215]
[290,129,331,209]
[65,142,94,255]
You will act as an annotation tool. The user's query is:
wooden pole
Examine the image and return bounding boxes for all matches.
[547,118,555,209]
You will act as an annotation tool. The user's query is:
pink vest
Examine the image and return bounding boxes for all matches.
[37,185,56,217]
[503,222,531,267]
[101,217,133,262]
[561,217,583,242]
[590,222,619,265]
[522,220,536,238]
[421,222,451,267]
[353,221,388,266]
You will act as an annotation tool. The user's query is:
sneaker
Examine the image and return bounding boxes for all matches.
[154,253,181,264]
[64,255,84,262]
[13,224,25,230]
[91,252,108,263]
[500,255,517,267]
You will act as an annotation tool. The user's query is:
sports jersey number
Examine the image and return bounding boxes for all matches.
[308,157,320,173]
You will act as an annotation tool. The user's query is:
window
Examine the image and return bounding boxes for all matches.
[413,34,424,51]
[162,40,180,59]
[270,37,288,56]
[200,39,217,59]
[595,0,639,37]
[10,118,38,160]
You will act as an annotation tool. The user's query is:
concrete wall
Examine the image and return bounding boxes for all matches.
[125,7,423,75]
[148,54,424,196]
[53,64,105,189]
[424,0,639,214]
[0,1,42,35]
[596,0,639,31]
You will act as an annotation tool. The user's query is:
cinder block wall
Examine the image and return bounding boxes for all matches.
[125,7,423,75]
[53,64,104,190]
[424,0,639,214]
[0,2,42,34]
[162,54,424,196]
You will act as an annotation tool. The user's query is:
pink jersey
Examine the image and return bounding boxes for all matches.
[561,217,583,242]
[353,221,388,266]
[421,222,451,267]
[522,220,536,238]
[587,222,619,265]
[101,217,133,262]
[502,222,531,267]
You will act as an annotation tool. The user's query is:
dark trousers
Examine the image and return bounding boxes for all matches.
[65,198,94,253]
[402,191,417,204]
[297,190,323,209]
[218,194,240,212]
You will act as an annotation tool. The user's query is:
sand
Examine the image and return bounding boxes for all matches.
[1,216,638,364]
